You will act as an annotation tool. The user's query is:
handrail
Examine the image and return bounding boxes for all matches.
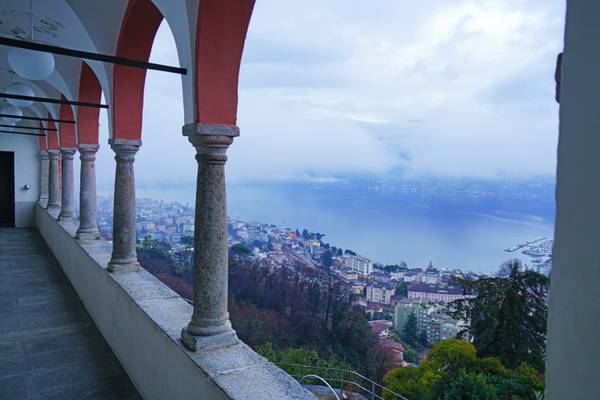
[279,363,390,393]
[300,375,340,400]
[277,363,408,400]
[290,374,383,400]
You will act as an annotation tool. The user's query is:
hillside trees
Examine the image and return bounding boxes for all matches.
[452,261,549,372]
[402,311,419,347]
[228,259,378,377]
[384,339,544,400]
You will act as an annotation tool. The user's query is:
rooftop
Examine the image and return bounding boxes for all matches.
[408,283,464,295]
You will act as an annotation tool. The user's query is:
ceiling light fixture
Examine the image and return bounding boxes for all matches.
[5,82,35,107]
[7,0,55,81]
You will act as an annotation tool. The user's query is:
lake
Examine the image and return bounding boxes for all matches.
[130,179,555,274]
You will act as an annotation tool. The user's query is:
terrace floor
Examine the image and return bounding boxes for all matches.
[0,227,141,400]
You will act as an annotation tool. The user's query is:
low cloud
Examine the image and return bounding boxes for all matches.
[95,0,566,186]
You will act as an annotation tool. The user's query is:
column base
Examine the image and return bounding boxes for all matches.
[47,206,61,219]
[39,198,48,208]
[58,213,77,223]
[181,326,239,352]
[108,257,140,273]
[76,229,101,241]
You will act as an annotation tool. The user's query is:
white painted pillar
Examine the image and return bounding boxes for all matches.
[547,2,600,399]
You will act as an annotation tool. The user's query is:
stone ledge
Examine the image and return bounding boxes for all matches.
[35,204,315,400]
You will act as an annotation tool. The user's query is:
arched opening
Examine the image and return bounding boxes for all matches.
[112,0,163,140]
[136,19,192,198]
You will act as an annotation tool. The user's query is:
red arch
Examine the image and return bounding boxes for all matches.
[78,63,101,145]
[59,99,77,148]
[195,0,255,125]
[47,115,59,150]
[113,0,163,140]
[38,122,47,151]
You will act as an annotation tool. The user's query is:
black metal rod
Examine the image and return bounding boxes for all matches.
[0,113,75,124]
[0,36,187,75]
[0,123,56,131]
[0,129,45,137]
[0,93,108,109]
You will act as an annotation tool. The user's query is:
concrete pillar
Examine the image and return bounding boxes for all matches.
[47,150,61,213]
[76,144,100,240]
[107,139,141,272]
[58,148,77,222]
[39,151,49,207]
[181,123,239,351]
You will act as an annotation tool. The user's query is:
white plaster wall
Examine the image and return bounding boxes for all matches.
[0,134,39,227]
[547,2,600,399]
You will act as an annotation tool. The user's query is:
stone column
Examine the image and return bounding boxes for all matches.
[76,144,100,240]
[39,151,49,207]
[181,123,239,351]
[58,148,77,222]
[107,138,141,272]
[47,150,61,213]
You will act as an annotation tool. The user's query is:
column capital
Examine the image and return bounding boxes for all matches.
[47,149,61,159]
[183,123,239,161]
[39,150,48,159]
[60,147,77,159]
[109,138,141,162]
[78,143,100,152]
[78,144,99,161]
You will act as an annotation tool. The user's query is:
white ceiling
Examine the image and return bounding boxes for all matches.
[0,0,199,146]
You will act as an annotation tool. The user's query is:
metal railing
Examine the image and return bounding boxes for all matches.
[300,374,340,400]
[277,363,408,400]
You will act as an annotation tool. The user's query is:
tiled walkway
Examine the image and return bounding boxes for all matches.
[0,228,141,400]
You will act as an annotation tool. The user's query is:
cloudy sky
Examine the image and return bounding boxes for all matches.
[96,0,566,187]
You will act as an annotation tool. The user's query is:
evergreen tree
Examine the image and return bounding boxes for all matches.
[180,235,194,247]
[418,330,429,348]
[452,260,549,372]
[395,281,408,296]
[402,311,419,347]
[320,250,333,268]
[403,347,418,364]
[231,243,250,254]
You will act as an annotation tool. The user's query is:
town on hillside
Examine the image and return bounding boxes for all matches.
[96,196,540,364]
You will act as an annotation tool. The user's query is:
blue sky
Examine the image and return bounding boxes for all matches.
[95,0,566,187]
